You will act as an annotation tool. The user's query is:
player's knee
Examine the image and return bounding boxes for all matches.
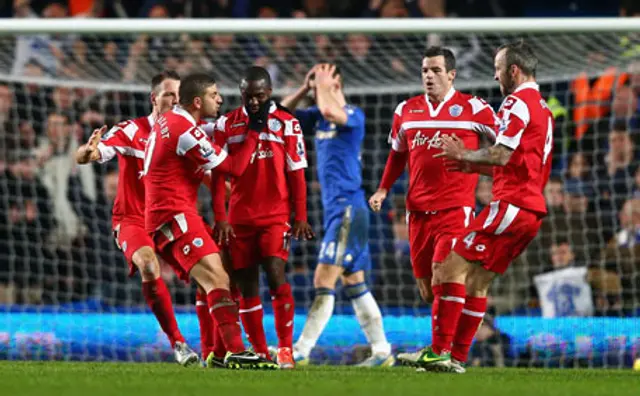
[134,249,160,280]
[417,278,433,302]
[465,267,494,297]
[313,264,341,289]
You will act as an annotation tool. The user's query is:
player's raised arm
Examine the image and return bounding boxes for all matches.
[369,101,409,212]
[75,125,108,164]
[281,65,317,110]
[314,64,350,126]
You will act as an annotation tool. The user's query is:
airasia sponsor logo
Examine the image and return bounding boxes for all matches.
[411,130,448,150]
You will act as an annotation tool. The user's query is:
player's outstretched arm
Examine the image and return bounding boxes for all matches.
[434,134,513,167]
[75,125,107,164]
[212,131,260,177]
[369,149,408,212]
[281,66,317,110]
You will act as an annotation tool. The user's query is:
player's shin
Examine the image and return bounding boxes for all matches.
[239,296,269,357]
[271,283,295,349]
[207,288,246,353]
[451,295,487,363]
[294,287,335,358]
[141,278,185,347]
[346,283,391,357]
[431,283,443,348]
[433,281,466,355]
[195,288,215,359]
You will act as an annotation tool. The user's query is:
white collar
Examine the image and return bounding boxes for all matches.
[172,106,197,126]
[241,101,277,116]
[424,87,456,118]
[514,81,540,93]
[147,114,155,128]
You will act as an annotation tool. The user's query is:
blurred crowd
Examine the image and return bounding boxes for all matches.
[0,0,639,330]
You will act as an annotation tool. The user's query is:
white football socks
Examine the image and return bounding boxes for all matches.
[294,293,335,358]
[351,291,391,356]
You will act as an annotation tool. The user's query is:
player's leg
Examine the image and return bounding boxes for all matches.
[236,264,270,358]
[447,265,494,373]
[262,255,296,368]
[448,207,541,372]
[343,268,393,367]
[117,223,197,366]
[257,222,295,368]
[189,253,275,369]
[227,225,270,359]
[292,211,349,363]
[158,216,275,370]
[293,263,341,364]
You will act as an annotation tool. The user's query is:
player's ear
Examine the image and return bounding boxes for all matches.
[150,91,156,108]
[193,96,202,110]
[448,68,457,82]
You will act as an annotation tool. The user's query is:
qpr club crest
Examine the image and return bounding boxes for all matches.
[449,104,463,117]
[268,118,282,132]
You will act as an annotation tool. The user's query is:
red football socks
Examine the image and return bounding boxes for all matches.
[142,278,184,348]
[270,283,294,349]
[431,284,443,347]
[451,296,487,363]
[239,296,269,357]
[432,282,466,355]
[195,289,215,359]
[207,288,245,354]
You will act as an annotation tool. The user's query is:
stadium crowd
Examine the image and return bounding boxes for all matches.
[0,0,639,338]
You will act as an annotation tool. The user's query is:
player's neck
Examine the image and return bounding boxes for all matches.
[426,86,453,103]
[513,76,536,92]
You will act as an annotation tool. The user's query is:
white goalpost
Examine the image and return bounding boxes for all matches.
[0,17,638,366]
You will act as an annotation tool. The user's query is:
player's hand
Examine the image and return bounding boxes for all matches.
[443,159,472,173]
[79,125,106,163]
[304,65,319,90]
[433,134,465,161]
[214,220,235,245]
[314,64,339,89]
[246,100,271,131]
[369,189,388,213]
[291,220,314,240]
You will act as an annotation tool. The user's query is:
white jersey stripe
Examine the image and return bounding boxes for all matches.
[495,204,520,235]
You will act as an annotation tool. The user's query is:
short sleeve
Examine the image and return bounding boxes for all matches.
[284,118,308,171]
[295,107,322,129]
[495,95,529,150]
[177,126,228,171]
[344,106,365,129]
[388,101,407,152]
[96,121,138,163]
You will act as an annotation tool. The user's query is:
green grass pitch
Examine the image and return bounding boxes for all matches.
[2,362,639,396]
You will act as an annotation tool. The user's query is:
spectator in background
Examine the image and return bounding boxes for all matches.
[468,315,512,367]
[38,112,85,250]
[0,149,54,304]
[11,2,68,77]
[564,152,596,200]
[596,122,639,212]
[599,198,640,314]
[611,85,639,131]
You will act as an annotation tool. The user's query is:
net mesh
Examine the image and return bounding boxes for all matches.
[0,28,639,367]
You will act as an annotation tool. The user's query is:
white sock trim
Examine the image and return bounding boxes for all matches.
[440,296,465,304]
[239,304,263,314]
[461,308,485,318]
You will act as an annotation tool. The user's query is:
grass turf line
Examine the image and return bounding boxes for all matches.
[1,361,638,396]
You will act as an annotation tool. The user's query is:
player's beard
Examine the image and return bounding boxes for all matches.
[500,71,516,96]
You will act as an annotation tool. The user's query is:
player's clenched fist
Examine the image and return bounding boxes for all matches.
[291,220,314,240]
[369,189,388,213]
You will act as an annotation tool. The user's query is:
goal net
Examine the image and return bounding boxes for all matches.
[0,18,639,367]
